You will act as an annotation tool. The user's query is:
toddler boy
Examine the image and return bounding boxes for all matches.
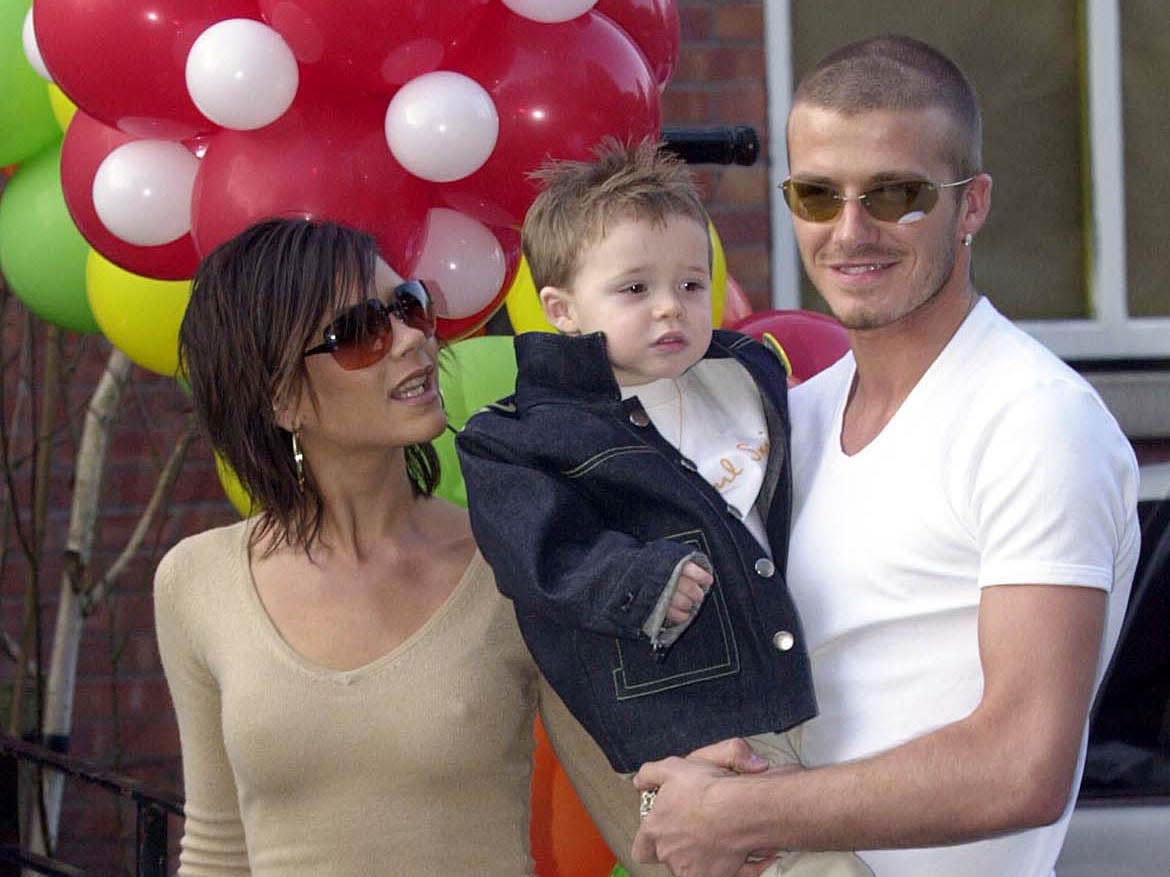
[457,140,869,877]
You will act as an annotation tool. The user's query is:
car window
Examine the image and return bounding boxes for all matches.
[1080,465,1170,803]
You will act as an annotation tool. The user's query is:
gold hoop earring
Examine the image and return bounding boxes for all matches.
[291,431,305,492]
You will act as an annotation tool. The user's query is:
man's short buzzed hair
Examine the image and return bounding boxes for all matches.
[792,35,982,177]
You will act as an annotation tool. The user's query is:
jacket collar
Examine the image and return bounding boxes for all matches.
[512,330,744,412]
[513,332,620,411]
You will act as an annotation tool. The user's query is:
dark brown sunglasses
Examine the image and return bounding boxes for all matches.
[303,279,435,370]
[780,176,975,224]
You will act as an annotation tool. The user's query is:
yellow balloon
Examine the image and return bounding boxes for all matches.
[503,223,729,334]
[85,249,192,377]
[709,220,727,327]
[503,254,554,334]
[215,453,256,518]
[48,84,76,132]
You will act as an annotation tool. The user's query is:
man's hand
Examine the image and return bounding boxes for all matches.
[631,740,776,877]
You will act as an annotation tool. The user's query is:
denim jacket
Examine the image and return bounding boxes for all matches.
[456,329,816,772]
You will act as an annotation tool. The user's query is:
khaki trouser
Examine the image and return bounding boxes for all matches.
[540,678,873,877]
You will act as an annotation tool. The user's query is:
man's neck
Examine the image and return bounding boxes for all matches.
[841,284,979,455]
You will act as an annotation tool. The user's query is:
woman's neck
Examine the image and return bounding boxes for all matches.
[308,446,425,562]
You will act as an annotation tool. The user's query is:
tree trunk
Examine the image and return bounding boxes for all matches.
[24,348,131,862]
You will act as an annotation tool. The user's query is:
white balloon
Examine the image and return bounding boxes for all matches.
[413,209,506,320]
[186,19,299,130]
[385,72,498,183]
[500,0,597,23]
[22,8,52,82]
[92,141,199,247]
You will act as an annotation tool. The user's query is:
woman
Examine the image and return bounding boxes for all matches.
[157,218,562,874]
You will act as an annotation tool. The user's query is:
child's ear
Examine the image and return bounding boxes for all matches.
[539,286,578,334]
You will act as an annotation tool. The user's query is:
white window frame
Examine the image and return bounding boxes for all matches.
[763,0,1170,361]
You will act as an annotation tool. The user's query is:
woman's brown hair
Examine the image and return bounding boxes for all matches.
[179,218,439,553]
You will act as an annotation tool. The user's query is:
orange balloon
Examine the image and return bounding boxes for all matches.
[531,716,616,877]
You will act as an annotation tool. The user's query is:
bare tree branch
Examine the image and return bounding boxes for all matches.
[82,414,197,612]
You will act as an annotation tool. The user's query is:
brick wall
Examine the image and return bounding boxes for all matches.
[0,332,236,871]
[0,4,777,871]
[671,1,773,311]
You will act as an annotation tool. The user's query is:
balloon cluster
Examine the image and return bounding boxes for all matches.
[2,0,678,351]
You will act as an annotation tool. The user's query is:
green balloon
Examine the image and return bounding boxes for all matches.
[433,335,518,508]
[0,0,59,166]
[0,139,101,334]
[611,868,629,877]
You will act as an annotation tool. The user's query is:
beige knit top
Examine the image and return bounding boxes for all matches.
[154,520,541,876]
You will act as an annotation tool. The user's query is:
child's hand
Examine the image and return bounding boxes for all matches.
[665,562,715,625]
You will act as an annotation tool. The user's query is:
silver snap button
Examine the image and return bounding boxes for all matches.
[754,557,775,578]
[772,630,795,652]
[629,409,650,427]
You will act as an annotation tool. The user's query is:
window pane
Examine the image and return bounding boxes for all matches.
[789,1,1088,320]
[1122,0,1170,318]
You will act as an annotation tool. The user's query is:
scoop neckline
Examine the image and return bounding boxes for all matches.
[235,522,486,684]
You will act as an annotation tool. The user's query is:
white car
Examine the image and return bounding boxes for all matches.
[1056,461,1170,876]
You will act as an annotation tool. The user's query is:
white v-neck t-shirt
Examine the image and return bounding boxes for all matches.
[785,298,1139,877]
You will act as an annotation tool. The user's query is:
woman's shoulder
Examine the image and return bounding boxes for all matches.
[159,516,250,567]
[452,549,514,620]
[154,518,252,605]
[458,550,537,660]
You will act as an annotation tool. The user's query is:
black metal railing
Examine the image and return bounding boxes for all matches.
[0,733,182,877]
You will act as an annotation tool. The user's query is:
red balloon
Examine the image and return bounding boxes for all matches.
[258,0,492,96]
[531,716,616,877]
[433,226,520,342]
[60,111,199,280]
[435,306,501,344]
[730,309,851,383]
[439,7,660,228]
[595,0,680,88]
[33,0,258,139]
[191,93,428,270]
[719,273,755,326]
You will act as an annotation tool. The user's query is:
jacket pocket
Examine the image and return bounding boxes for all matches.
[609,529,740,700]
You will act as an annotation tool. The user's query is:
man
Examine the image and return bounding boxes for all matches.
[631,34,1139,877]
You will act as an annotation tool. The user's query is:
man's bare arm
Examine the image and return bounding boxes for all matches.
[633,584,1106,871]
